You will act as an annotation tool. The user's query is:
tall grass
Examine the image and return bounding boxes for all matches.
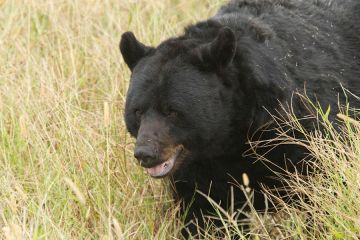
[272,108,360,239]
[0,0,359,239]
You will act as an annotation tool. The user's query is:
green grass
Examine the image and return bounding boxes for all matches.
[0,0,359,239]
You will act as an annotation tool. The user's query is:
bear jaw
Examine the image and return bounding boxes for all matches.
[145,145,183,178]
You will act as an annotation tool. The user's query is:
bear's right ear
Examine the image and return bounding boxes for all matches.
[197,27,237,69]
[120,32,153,71]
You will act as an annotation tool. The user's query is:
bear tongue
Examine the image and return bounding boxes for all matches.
[146,145,183,178]
[145,147,182,178]
[146,158,174,178]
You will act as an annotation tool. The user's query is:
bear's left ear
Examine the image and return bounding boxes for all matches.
[120,32,153,71]
[198,27,237,68]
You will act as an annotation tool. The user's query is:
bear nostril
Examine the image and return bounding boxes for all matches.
[134,146,156,166]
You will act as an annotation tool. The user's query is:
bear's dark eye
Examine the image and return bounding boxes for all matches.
[164,106,178,118]
[167,110,178,118]
[134,109,142,118]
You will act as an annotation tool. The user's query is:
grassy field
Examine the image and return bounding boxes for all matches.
[0,0,359,239]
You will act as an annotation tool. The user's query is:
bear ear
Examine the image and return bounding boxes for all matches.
[199,27,237,68]
[120,32,153,71]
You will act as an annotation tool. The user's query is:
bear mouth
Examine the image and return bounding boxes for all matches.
[144,145,183,178]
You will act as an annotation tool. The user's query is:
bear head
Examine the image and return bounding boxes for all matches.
[120,27,267,178]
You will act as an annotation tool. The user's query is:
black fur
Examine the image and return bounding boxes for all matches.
[120,0,360,237]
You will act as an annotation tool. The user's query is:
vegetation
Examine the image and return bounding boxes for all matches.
[0,0,358,239]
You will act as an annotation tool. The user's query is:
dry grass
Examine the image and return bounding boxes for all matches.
[0,0,359,239]
[0,0,227,239]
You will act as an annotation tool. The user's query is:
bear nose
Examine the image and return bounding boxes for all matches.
[134,146,156,167]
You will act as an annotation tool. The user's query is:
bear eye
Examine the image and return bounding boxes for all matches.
[167,110,178,118]
[134,109,142,118]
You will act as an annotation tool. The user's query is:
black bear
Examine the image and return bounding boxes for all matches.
[120,0,360,237]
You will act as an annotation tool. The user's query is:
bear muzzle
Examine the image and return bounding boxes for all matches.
[134,144,184,178]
